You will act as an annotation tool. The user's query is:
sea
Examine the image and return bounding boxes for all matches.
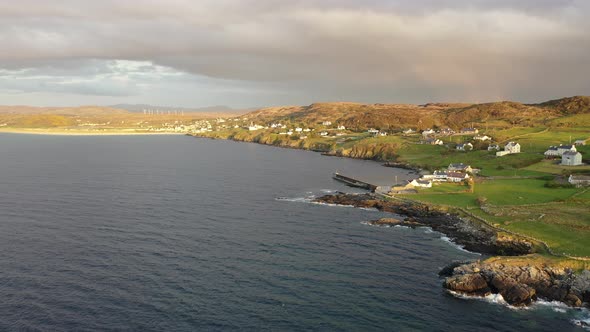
[0,133,587,331]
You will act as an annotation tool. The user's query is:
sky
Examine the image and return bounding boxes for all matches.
[0,0,589,108]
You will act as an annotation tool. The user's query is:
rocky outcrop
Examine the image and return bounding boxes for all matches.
[443,261,590,307]
[315,193,533,256]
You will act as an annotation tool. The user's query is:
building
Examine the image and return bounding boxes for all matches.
[433,170,449,181]
[422,129,436,137]
[295,127,303,132]
[569,175,590,187]
[319,131,328,136]
[562,151,583,166]
[409,179,432,188]
[322,121,332,126]
[403,128,415,134]
[461,128,479,134]
[447,171,469,183]
[546,145,577,157]
[574,140,586,146]
[337,125,346,130]
[368,128,379,134]
[424,138,444,145]
[488,144,500,151]
[474,135,492,141]
[379,131,388,137]
[448,163,473,173]
[496,142,520,156]
[456,143,473,151]
[439,128,455,136]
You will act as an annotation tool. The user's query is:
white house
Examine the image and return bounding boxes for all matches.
[295,127,303,132]
[322,121,332,126]
[409,179,433,188]
[320,131,329,136]
[433,170,449,181]
[447,171,470,183]
[544,146,561,157]
[403,129,416,134]
[574,140,586,146]
[337,125,346,130]
[488,144,500,151]
[439,128,455,136]
[557,145,577,155]
[456,143,474,151]
[368,128,379,134]
[569,175,590,187]
[425,138,444,145]
[461,128,479,134]
[562,151,583,166]
[303,128,312,132]
[379,131,388,137]
[497,142,520,156]
[474,135,492,141]
[422,129,436,137]
[448,163,473,173]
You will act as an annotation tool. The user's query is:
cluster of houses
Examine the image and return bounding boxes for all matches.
[403,163,472,189]
[544,143,584,166]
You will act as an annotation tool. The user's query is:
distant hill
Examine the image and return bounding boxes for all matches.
[112,104,245,115]
[240,96,590,130]
[0,106,129,115]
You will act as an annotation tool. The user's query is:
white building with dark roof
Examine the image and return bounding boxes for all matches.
[562,151,583,166]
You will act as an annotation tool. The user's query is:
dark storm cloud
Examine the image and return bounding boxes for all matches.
[0,0,589,106]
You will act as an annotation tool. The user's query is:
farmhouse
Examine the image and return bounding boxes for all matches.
[488,144,500,151]
[322,121,332,126]
[569,175,590,187]
[574,140,586,146]
[368,128,379,134]
[496,141,520,156]
[447,172,469,183]
[337,125,346,130]
[433,170,449,181]
[448,163,473,173]
[456,143,473,151]
[403,128,416,134]
[562,151,583,166]
[544,146,560,157]
[558,145,577,155]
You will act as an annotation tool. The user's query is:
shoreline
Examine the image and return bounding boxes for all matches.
[0,128,185,136]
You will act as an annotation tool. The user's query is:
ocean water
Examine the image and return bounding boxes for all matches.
[0,134,586,331]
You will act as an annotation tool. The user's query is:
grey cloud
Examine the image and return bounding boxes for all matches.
[0,0,589,106]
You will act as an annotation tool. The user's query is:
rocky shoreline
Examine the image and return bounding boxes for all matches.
[441,261,590,307]
[315,192,533,256]
[315,192,590,310]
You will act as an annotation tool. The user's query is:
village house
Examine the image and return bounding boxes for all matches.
[439,128,455,136]
[424,138,444,145]
[456,143,474,151]
[496,141,520,156]
[368,128,380,134]
[303,128,312,132]
[422,129,436,137]
[433,170,449,181]
[337,125,346,130]
[488,144,500,151]
[447,171,470,183]
[409,179,433,188]
[461,128,479,135]
[319,131,329,136]
[562,151,583,166]
[295,127,303,132]
[322,121,332,126]
[473,135,492,141]
[403,128,416,134]
[545,145,577,158]
[378,131,388,137]
[448,163,473,173]
[574,140,586,146]
[569,175,590,187]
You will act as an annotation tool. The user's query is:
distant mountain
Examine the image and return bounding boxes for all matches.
[111,104,243,114]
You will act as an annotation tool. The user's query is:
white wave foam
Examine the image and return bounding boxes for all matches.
[448,290,508,306]
[320,189,337,193]
[275,196,314,203]
[572,318,590,330]
[420,226,434,234]
[534,299,570,313]
[440,236,482,256]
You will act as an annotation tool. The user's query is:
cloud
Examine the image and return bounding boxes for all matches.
[0,0,589,106]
